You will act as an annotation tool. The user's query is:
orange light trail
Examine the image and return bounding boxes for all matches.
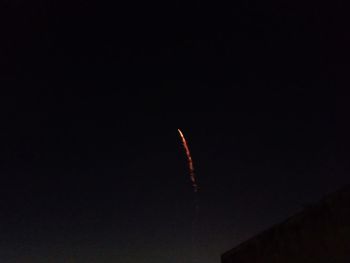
[178,129,198,193]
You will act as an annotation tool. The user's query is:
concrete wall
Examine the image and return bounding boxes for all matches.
[221,186,350,263]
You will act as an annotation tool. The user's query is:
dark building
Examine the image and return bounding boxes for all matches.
[221,186,350,263]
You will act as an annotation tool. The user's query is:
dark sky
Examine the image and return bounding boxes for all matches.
[0,0,344,262]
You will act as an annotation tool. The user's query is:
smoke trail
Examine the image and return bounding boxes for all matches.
[178,129,199,193]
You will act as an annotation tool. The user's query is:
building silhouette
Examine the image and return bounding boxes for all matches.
[222,185,350,263]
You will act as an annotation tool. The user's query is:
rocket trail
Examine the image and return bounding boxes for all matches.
[178,129,198,193]
[178,129,200,263]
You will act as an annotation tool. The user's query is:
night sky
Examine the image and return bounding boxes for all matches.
[0,0,345,262]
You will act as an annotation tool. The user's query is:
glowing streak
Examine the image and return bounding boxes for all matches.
[178,129,198,192]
